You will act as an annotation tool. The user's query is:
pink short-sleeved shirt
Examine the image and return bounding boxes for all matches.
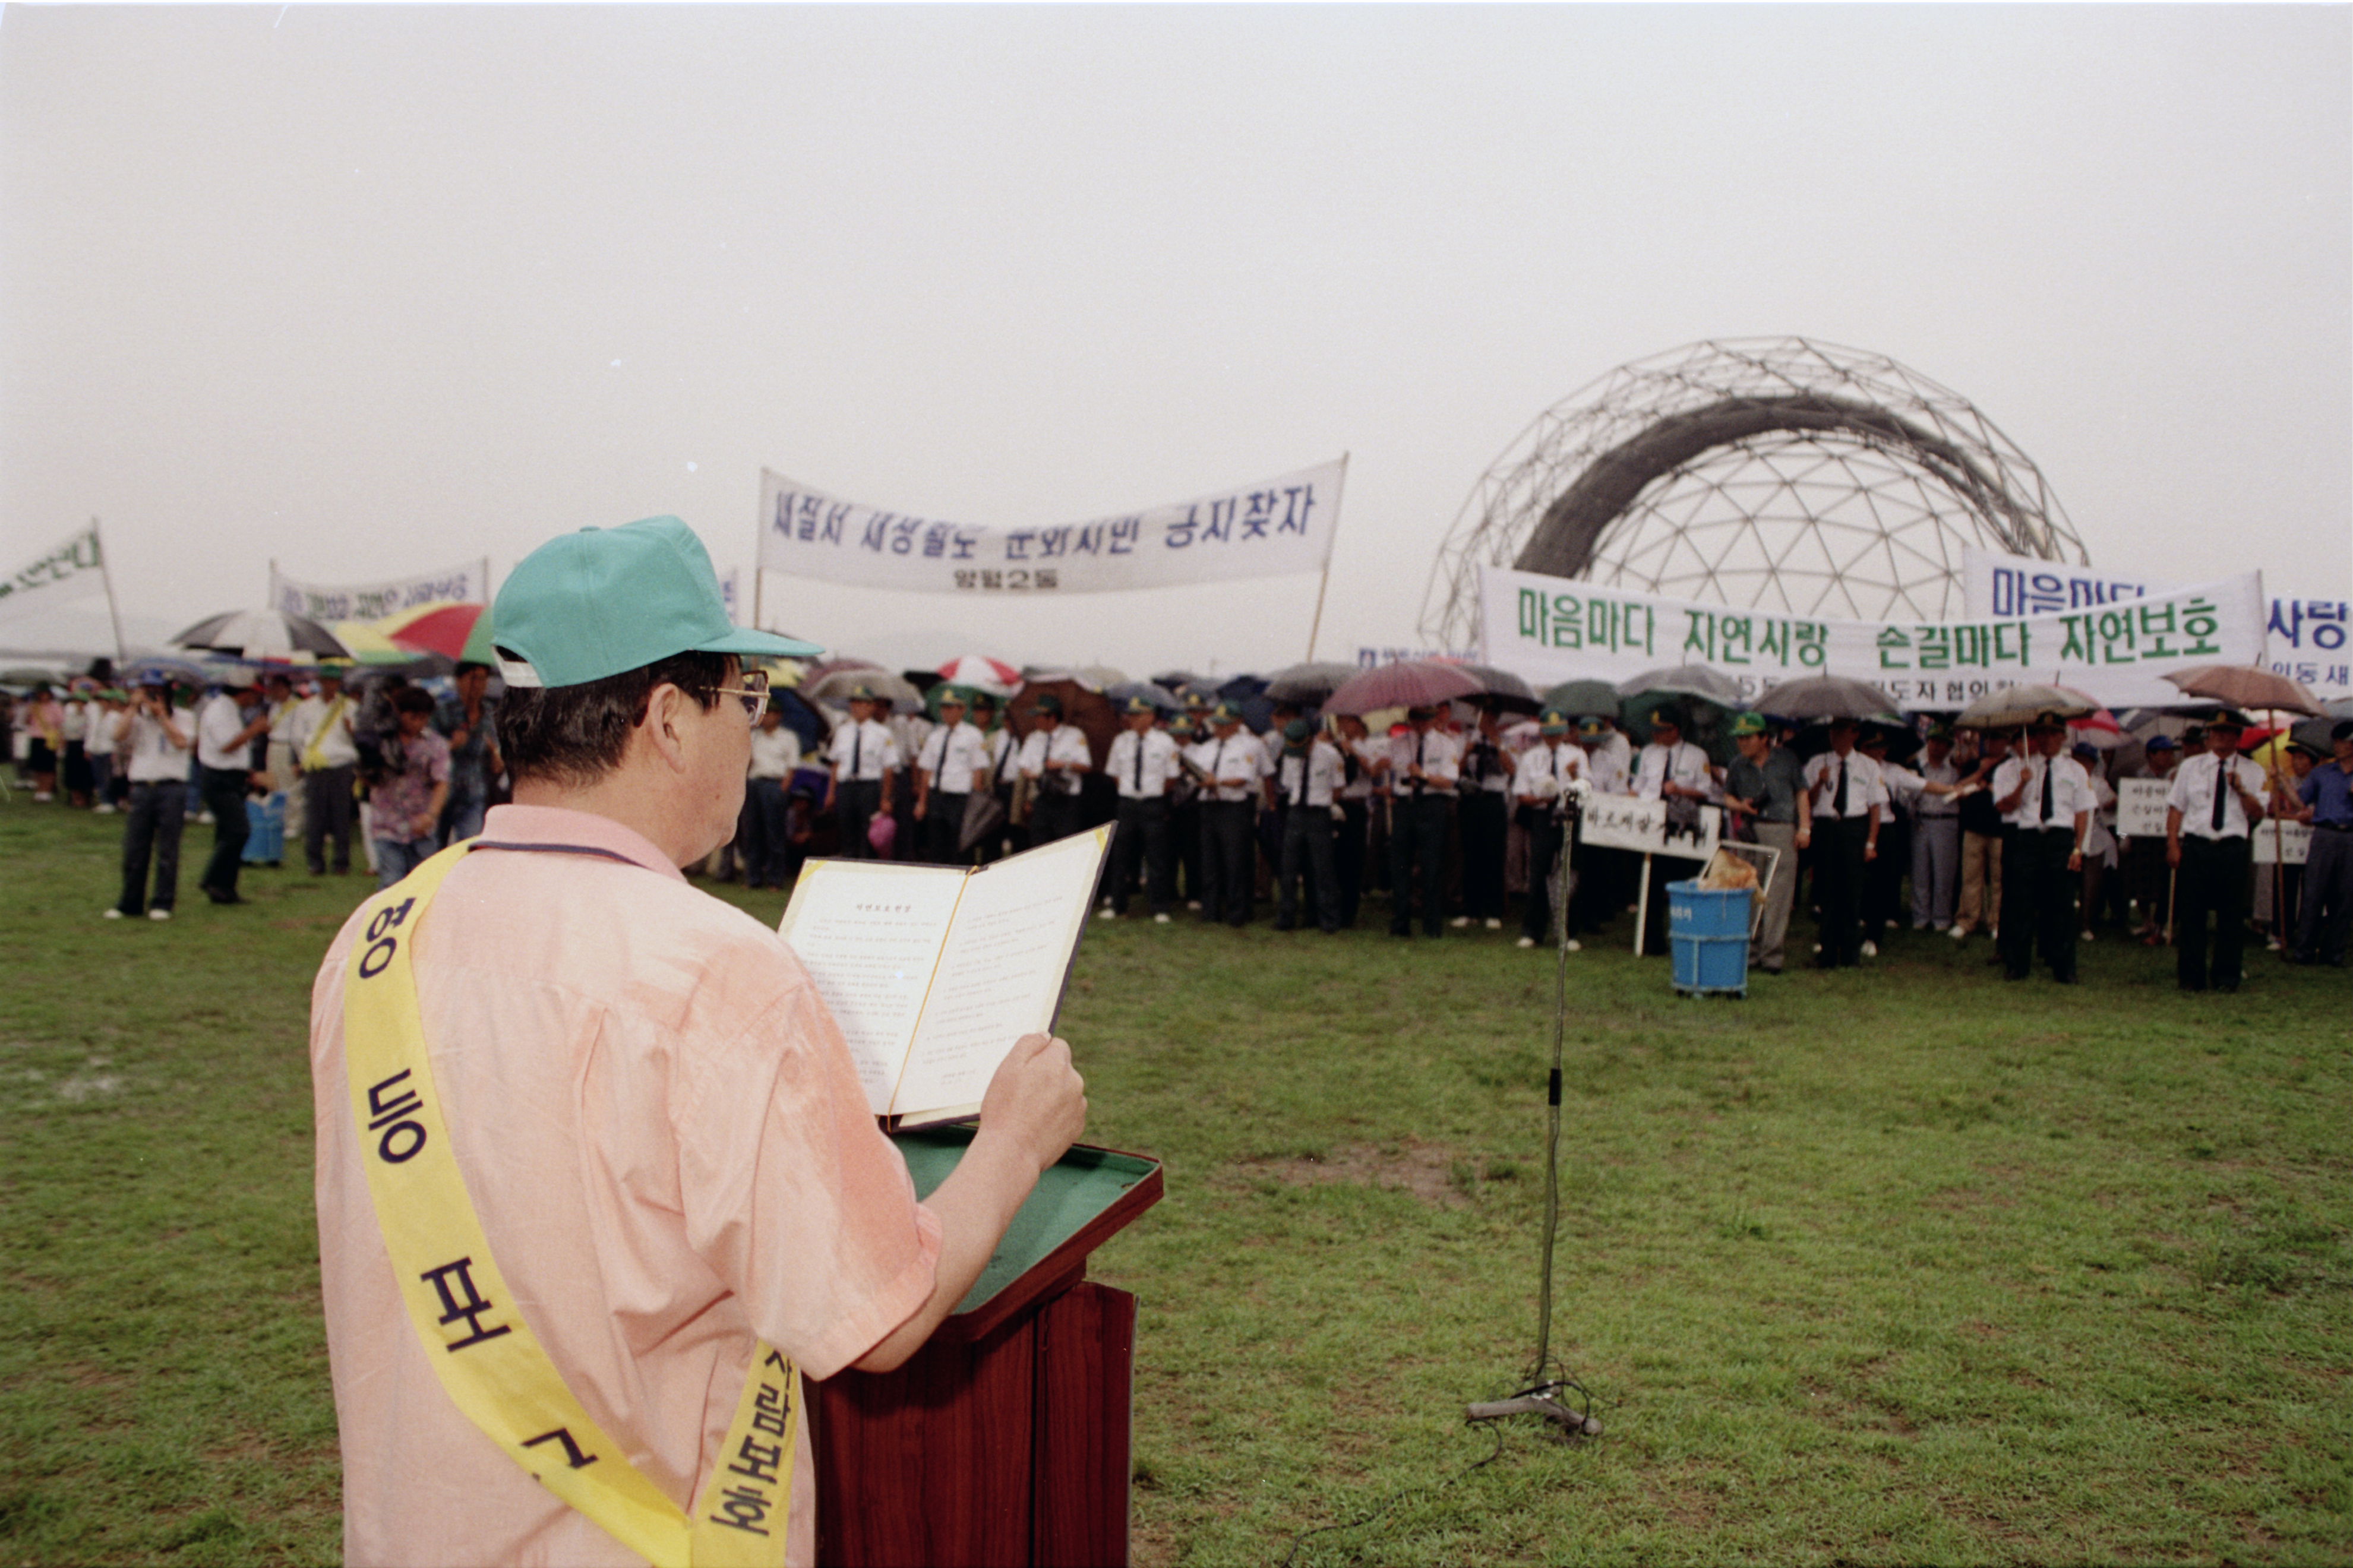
[311,804,942,1567]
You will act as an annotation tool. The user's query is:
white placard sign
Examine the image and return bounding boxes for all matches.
[270,560,488,623]
[1575,794,1722,861]
[2114,778,2172,839]
[757,459,1344,595]
[1962,546,2350,703]
[1479,565,2267,713]
[2252,820,2311,867]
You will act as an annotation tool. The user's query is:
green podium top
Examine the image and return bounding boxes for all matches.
[893,1128,1162,1335]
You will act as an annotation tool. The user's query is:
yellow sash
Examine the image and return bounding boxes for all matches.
[343,842,795,1567]
[301,696,350,772]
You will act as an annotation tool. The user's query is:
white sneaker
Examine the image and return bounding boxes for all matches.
[195,811,214,825]
[1566,938,1582,952]
[1154,912,1171,924]
[1484,918,1502,930]
[33,791,52,802]
[1094,908,1117,921]
[1949,925,1967,940]
[148,908,172,921]
[2082,930,2096,943]
[1186,900,1202,912]
[93,803,116,815]
[1860,940,1878,957]
[102,908,123,920]
[1812,942,1824,953]
[1450,916,1470,928]
[1516,935,1536,949]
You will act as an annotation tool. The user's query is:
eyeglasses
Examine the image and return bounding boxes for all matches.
[705,668,771,722]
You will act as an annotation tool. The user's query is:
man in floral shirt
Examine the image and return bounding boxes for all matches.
[370,686,450,889]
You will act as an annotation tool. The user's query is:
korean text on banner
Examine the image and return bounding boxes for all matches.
[270,561,488,624]
[1961,545,2351,703]
[0,526,105,621]
[757,459,1345,595]
[1478,565,2266,713]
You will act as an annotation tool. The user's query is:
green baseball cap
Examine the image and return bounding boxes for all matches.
[492,516,819,689]
[1729,712,1768,738]
[1539,708,1571,735]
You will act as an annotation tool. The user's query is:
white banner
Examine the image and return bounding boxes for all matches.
[756,459,1344,595]
[270,559,488,624]
[1577,794,1722,862]
[1962,546,2349,703]
[2115,778,2171,839]
[2254,820,2311,867]
[1478,565,2267,713]
[0,526,105,621]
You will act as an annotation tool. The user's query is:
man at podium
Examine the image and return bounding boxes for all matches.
[309,516,1087,1568]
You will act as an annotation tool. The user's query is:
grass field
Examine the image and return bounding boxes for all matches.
[4,799,2349,1566]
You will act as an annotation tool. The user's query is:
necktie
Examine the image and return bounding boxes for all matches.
[2041,757,2054,826]
[1132,735,1144,794]
[1833,758,1848,817]
[1414,732,1426,797]
[2212,756,2229,832]
[1213,739,1227,798]
[850,726,862,778]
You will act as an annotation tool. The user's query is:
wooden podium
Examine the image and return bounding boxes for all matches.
[815,1131,1164,1568]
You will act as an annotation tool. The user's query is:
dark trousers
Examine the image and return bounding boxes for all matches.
[1388,793,1452,935]
[117,781,187,915]
[1278,805,1340,932]
[1200,799,1258,925]
[1335,799,1369,928]
[1032,789,1081,847]
[2177,834,2251,990]
[1520,807,1565,943]
[1863,814,1909,945]
[835,778,882,858]
[2295,827,2352,965]
[1459,792,1508,921]
[920,791,969,865]
[198,766,252,898]
[1110,796,1173,915]
[744,777,789,886]
[1173,799,1204,904]
[2000,828,2079,982]
[1572,842,1626,935]
[1813,817,1869,965]
[303,765,355,874]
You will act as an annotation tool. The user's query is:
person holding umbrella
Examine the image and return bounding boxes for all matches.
[105,676,197,920]
[1991,713,2096,985]
[2286,720,2353,966]
[1512,708,1588,950]
[1801,717,1885,968]
[1100,695,1179,922]
[1385,704,1460,938]
[2166,709,2267,992]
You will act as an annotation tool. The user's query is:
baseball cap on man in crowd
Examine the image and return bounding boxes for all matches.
[491,516,818,688]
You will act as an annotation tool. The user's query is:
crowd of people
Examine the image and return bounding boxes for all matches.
[9,660,2349,989]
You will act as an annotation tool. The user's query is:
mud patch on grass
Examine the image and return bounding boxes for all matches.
[1240,1140,1466,1207]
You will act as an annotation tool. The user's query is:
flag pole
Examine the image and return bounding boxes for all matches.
[94,517,128,666]
[1303,453,1347,661]
[752,483,766,633]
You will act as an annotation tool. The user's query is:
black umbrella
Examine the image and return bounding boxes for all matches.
[1460,664,1541,715]
[1752,675,1904,723]
[1539,679,1622,719]
[1262,661,1362,705]
[1105,680,1182,712]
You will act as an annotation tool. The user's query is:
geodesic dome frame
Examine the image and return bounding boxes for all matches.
[1422,337,2086,649]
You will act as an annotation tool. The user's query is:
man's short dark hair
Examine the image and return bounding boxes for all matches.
[499,652,731,786]
[453,660,491,680]
[393,687,439,717]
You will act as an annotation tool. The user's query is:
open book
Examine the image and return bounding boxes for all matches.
[777,825,1111,1127]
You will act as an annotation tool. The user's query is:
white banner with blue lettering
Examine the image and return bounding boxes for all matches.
[1961,546,2349,702]
[1478,565,2267,712]
[270,560,488,624]
[757,459,1344,595]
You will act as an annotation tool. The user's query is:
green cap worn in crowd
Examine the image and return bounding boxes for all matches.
[1539,709,1571,735]
[1211,700,1242,724]
[1576,715,1609,737]
[1282,717,1313,744]
[492,516,820,689]
[1729,712,1768,738]
[1123,695,1157,715]
[1034,693,1063,717]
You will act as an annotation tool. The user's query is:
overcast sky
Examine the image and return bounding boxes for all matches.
[4,4,2346,673]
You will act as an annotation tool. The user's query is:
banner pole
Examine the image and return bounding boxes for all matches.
[752,497,766,633]
[1303,453,1347,661]
[95,518,128,666]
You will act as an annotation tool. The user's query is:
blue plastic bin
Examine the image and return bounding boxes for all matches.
[1666,880,1751,997]
[244,791,287,866]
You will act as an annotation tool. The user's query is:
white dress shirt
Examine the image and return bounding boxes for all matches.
[1018,725,1092,795]
[1512,741,1588,802]
[747,725,801,782]
[2167,750,2267,840]
[1992,753,2098,832]
[1187,731,1270,802]
[122,706,198,782]
[827,718,900,781]
[1386,726,1461,795]
[917,720,990,794]
[1581,742,1631,795]
[1804,749,1889,820]
[197,693,254,771]
[289,693,359,770]
[1634,739,1714,801]
[1337,736,1381,801]
[1106,728,1180,800]
[1275,740,1344,810]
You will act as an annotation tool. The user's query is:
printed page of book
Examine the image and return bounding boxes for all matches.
[887,826,1109,1121]
[776,859,972,1115]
